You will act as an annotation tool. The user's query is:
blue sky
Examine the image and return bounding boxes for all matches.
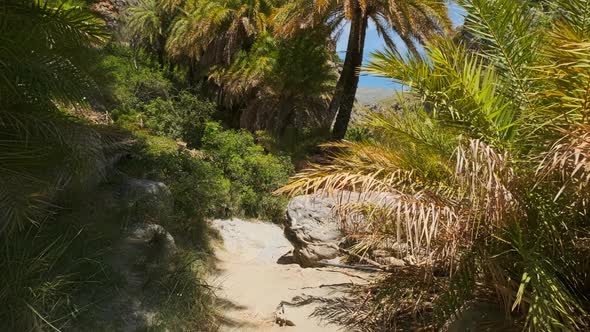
[336,1,466,89]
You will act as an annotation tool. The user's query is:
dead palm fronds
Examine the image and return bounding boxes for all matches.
[537,125,590,203]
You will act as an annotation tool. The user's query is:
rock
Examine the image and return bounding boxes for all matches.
[285,191,403,268]
[85,222,177,332]
[120,178,173,223]
[375,256,406,267]
[284,194,344,267]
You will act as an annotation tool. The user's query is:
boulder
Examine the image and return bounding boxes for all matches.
[285,191,406,268]
[99,223,177,331]
[284,194,345,267]
[120,178,173,223]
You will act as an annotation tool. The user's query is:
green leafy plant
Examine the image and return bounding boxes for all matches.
[143,92,215,148]
[202,122,293,221]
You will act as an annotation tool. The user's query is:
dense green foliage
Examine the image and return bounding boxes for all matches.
[142,92,215,147]
[122,0,342,138]
[101,45,293,223]
[8,0,590,330]
[201,122,293,221]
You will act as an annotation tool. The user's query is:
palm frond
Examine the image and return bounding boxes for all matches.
[537,125,590,202]
[0,0,107,105]
[459,0,540,110]
[366,40,515,141]
[534,23,590,125]
[551,0,590,37]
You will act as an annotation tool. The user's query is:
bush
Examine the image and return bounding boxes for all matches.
[143,92,216,148]
[201,122,293,221]
[119,135,231,244]
[99,46,216,148]
[98,45,173,111]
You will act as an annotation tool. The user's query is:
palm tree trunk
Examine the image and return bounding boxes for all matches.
[187,61,197,87]
[157,34,166,69]
[331,8,369,140]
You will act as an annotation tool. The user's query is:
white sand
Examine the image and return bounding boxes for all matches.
[209,219,370,332]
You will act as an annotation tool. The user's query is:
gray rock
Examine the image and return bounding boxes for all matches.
[120,178,173,223]
[284,194,347,267]
[285,191,402,267]
[98,222,177,332]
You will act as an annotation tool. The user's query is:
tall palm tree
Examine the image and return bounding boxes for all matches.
[275,0,451,139]
[211,30,338,134]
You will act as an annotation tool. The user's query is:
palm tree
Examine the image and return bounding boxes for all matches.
[166,0,277,84]
[278,0,590,329]
[275,0,451,139]
[0,0,113,233]
[125,0,179,68]
[211,30,338,134]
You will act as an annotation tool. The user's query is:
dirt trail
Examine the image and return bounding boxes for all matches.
[209,219,371,332]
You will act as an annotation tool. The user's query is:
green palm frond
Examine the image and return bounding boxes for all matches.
[535,24,590,125]
[274,0,451,53]
[166,0,274,67]
[0,0,107,105]
[126,0,163,46]
[0,108,131,233]
[0,1,125,234]
[459,0,540,110]
[550,0,590,37]
[366,40,515,142]
[501,224,588,332]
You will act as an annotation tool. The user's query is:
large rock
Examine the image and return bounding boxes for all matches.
[285,192,404,268]
[97,223,177,332]
[284,194,345,267]
[120,178,173,223]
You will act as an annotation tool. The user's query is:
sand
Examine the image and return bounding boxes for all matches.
[209,218,371,332]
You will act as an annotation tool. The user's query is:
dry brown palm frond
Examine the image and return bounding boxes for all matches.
[278,137,522,269]
[311,266,446,331]
[537,125,590,202]
[335,192,459,261]
[275,161,410,197]
[455,139,520,230]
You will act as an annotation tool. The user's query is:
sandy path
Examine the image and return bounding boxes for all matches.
[209,219,370,332]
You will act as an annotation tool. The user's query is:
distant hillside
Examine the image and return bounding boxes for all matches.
[355,87,395,105]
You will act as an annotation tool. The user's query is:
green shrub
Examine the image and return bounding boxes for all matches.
[119,136,231,244]
[99,45,173,111]
[201,122,293,221]
[99,46,216,149]
[345,126,374,142]
[143,92,216,148]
